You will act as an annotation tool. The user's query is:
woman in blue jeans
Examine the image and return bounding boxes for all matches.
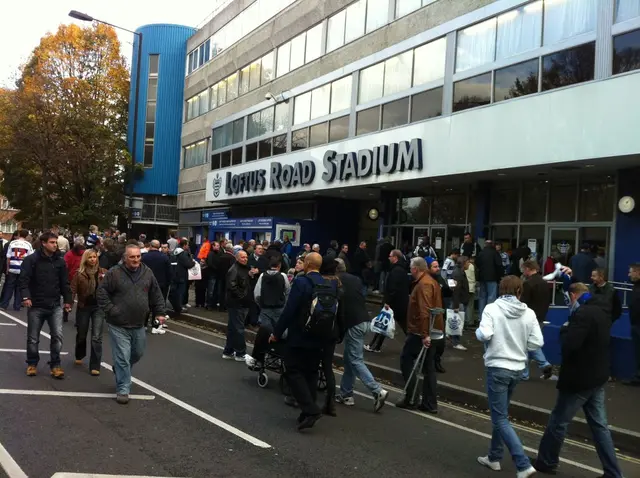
[475,276,544,478]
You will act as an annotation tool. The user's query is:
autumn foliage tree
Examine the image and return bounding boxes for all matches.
[0,23,130,230]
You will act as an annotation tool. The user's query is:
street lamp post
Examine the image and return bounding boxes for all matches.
[69,10,142,237]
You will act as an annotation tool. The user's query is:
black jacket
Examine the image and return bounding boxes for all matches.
[569,252,597,284]
[521,273,550,323]
[248,253,268,287]
[352,247,370,278]
[206,249,220,274]
[325,247,338,260]
[141,249,173,289]
[557,296,611,393]
[1,240,10,275]
[589,282,622,323]
[629,280,640,327]
[461,241,481,258]
[19,250,72,308]
[337,272,369,329]
[435,274,452,299]
[226,262,252,308]
[172,248,196,284]
[384,259,410,322]
[476,246,504,283]
[451,265,470,309]
[99,251,121,270]
[378,241,394,272]
[216,251,235,280]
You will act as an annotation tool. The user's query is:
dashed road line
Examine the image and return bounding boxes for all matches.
[0,389,155,400]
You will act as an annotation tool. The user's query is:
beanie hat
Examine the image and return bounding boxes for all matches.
[425,256,435,267]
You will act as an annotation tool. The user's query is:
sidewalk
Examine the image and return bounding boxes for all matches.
[176,304,640,454]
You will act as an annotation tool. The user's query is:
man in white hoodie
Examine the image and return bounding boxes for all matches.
[475,275,544,478]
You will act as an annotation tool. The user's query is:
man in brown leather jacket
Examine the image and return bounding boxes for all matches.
[396,256,444,413]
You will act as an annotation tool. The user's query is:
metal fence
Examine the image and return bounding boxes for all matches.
[549,280,633,308]
[141,203,178,223]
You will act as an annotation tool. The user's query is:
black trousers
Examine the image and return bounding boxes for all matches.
[284,346,323,417]
[369,314,407,351]
[321,342,336,407]
[252,323,273,363]
[195,275,208,306]
[217,276,227,310]
[399,334,438,411]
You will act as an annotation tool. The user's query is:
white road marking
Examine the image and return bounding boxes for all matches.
[0,440,27,478]
[0,389,155,400]
[0,348,68,355]
[51,473,183,477]
[0,322,16,326]
[165,329,224,349]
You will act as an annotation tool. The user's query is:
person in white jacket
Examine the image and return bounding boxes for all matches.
[475,275,544,478]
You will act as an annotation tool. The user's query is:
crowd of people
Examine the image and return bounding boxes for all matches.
[3,225,639,475]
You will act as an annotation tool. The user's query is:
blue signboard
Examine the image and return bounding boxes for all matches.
[201,209,228,222]
[208,217,273,229]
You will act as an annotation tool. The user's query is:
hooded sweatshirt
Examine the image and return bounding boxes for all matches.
[476,295,544,371]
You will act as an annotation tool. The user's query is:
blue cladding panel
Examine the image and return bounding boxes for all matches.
[127,24,195,196]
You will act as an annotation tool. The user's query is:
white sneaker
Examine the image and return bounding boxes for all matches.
[245,354,256,368]
[516,466,536,478]
[542,262,563,281]
[183,304,191,309]
[234,354,246,362]
[222,353,234,360]
[335,394,355,406]
[151,327,166,335]
[373,389,388,413]
[453,344,467,351]
[477,456,501,471]
[162,316,169,328]
[372,290,380,294]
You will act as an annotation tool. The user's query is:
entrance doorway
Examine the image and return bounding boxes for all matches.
[547,227,578,264]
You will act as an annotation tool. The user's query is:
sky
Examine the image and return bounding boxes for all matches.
[0,0,220,87]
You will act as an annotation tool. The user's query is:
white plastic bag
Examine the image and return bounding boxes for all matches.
[445,309,465,336]
[370,307,396,339]
[188,262,202,281]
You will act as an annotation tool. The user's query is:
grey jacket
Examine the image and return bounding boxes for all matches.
[97,263,166,328]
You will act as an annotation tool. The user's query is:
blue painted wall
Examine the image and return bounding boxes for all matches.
[613,168,640,283]
[127,24,195,196]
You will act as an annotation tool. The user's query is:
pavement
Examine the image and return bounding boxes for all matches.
[1,307,639,478]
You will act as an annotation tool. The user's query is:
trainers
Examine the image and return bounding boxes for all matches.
[541,365,553,380]
[74,359,83,365]
[373,389,388,413]
[90,369,100,376]
[542,262,563,281]
[222,353,234,360]
[297,413,321,431]
[335,394,355,406]
[116,394,129,404]
[151,327,166,335]
[50,366,65,379]
[234,354,246,362]
[516,466,537,478]
[26,365,37,376]
[453,344,467,351]
[364,345,381,353]
[477,456,501,471]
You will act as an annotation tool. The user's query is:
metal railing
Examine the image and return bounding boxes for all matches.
[140,203,178,223]
[548,280,634,308]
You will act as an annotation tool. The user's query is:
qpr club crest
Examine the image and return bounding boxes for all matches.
[212,173,222,198]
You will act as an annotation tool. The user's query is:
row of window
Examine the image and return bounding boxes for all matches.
[293,76,352,125]
[184,140,209,169]
[144,54,159,168]
[292,116,350,150]
[187,0,295,75]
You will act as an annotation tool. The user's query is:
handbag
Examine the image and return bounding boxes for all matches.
[188,262,202,281]
[370,307,396,339]
[445,309,465,336]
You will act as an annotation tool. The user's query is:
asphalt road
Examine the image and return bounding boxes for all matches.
[0,307,638,478]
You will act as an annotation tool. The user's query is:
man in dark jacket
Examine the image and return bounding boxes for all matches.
[377,237,394,293]
[624,263,640,386]
[325,240,339,260]
[334,257,388,413]
[367,249,409,352]
[141,240,172,300]
[223,250,251,361]
[97,244,166,403]
[20,232,72,379]
[460,232,481,258]
[521,260,553,381]
[476,240,504,319]
[205,241,221,310]
[352,241,371,293]
[569,243,597,284]
[338,244,351,272]
[589,268,622,324]
[534,283,623,477]
[216,243,236,311]
[169,239,196,315]
[247,244,269,326]
[450,256,470,350]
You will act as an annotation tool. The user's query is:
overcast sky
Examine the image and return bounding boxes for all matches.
[0,0,219,87]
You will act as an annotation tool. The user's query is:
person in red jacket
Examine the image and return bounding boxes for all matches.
[63,236,86,322]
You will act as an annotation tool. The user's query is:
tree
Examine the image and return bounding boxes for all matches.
[0,23,130,230]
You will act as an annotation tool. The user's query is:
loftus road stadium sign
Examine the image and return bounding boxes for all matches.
[206,138,423,201]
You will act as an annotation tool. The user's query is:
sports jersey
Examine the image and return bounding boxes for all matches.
[6,239,33,274]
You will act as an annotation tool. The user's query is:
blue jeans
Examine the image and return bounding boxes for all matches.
[478,282,498,319]
[485,367,531,472]
[108,324,146,395]
[537,386,622,477]
[26,306,63,367]
[340,322,382,396]
[0,273,22,310]
[521,348,551,380]
[206,276,218,308]
[223,307,248,357]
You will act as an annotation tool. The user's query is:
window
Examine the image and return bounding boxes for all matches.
[456,18,497,72]
[258,139,272,159]
[306,24,323,63]
[144,144,154,167]
[579,178,615,221]
[413,38,446,86]
[521,181,548,221]
[292,128,309,150]
[359,62,385,103]
[541,42,595,91]
[277,41,291,77]
[246,143,258,162]
[219,150,231,169]
[311,84,331,120]
[494,59,539,102]
[184,140,209,169]
[199,89,209,114]
[144,55,158,167]
[613,29,640,75]
[239,66,251,95]
[226,72,239,101]
[331,76,352,112]
[261,51,275,84]
[294,92,312,125]
[211,153,221,170]
[329,116,349,142]
[616,0,640,23]
[396,0,422,18]
[213,123,233,150]
[273,134,287,156]
[232,119,244,144]
[452,73,492,112]
[248,111,263,139]
[218,80,227,105]
[309,122,329,147]
[345,0,366,43]
[356,106,380,135]
[382,97,409,130]
[543,0,596,46]
[496,2,542,60]
[290,33,306,71]
[548,181,577,222]
[410,87,443,122]
[210,84,218,109]
[366,0,390,33]
[231,147,243,165]
[149,54,159,75]
[261,107,274,135]
[490,187,519,222]
[383,51,413,96]
[147,78,158,101]
[274,102,289,132]
[327,9,346,52]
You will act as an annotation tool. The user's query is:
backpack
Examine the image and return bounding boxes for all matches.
[260,272,286,309]
[302,276,339,340]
